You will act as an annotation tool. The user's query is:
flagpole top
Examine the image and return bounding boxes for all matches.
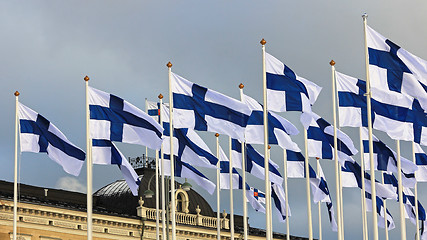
[84,76,90,81]
[215,133,219,137]
[260,39,266,45]
[14,91,20,96]
[362,13,368,19]
[268,145,271,149]
[239,83,244,89]
[167,62,172,68]
[158,94,163,99]
[330,60,336,66]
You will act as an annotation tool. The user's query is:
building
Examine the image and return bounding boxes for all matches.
[0,155,310,240]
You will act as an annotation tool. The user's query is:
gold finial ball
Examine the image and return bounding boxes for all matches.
[239,83,244,89]
[14,91,20,96]
[215,133,219,137]
[330,60,336,66]
[84,76,90,81]
[316,157,320,160]
[167,62,172,68]
[158,94,163,99]
[260,38,266,45]
[268,145,271,149]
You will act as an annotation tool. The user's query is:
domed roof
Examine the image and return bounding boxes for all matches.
[94,168,215,217]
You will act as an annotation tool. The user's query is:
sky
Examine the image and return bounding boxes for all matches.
[1,1,427,239]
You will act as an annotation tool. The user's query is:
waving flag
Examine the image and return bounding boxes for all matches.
[172,72,251,141]
[414,143,427,182]
[161,103,218,169]
[219,147,265,213]
[341,160,397,200]
[19,103,85,176]
[271,183,291,222]
[89,87,163,150]
[361,128,417,187]
[382,172,426,225]
[286,149,305,178]
[336,70,427,145]
[266,52,322,113]
[242,93,300,151]
[367,25,427,112]
[315,163,338,232]
[232,139,283,185]
[365,191,395,230]
[162,154,216,195]
[92,139,140,195]
[301,112,358,165]
[146,100,161,122]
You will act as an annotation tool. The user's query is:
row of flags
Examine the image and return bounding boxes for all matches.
[13,21,427,240]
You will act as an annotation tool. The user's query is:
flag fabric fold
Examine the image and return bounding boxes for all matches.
[18,103,85,176]
[88,87,163,150]
[172,72,251,141]
[365,191,395,230]
[242,93,300,152]
[266,52,322,113]
[414,143,427,182]
[271,183,291,222]
[301,112,358,165]
[92,139,140,196]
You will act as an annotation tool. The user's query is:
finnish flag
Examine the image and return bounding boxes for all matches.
[336,70,426,145]
[367,25,427,112]
[365,191,395,230]
[361,128,418,187]
[89,87,163,150]
[172,72,251,141]
[219,147,266,213]
[92,139,141,196]
[232,139,283,185]
[301,112,358,165]
[146,100,161,122]
[162,154,216,195]
[414,143,427,182]
[286,149,305,178]
[383,172,426,225]
[314,163,338,232]
[161,103,218,169]
[271,183,291,222]
[242,93,300,152]
[341,160,397,200]
[19,103,85,176]
[266,52,322,113]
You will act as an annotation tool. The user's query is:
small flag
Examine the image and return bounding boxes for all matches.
[92,139,140,196]
[271,183,291,222]
[172,72,251,141]
[89,87,163,150]
[414,143,427,182]
[19,103,85,176]
[365,191,395,230]
[266,52,322,113]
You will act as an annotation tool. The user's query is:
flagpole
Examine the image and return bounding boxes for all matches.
[228,136,235,240]
[261,38,272,240]
[167,62,177,240]
[304,128,313,240]
[283,149,290,240]
[330,60,343,240]
[362,13,379,240]
[13,91,19,240]
[145,98,149,161]
[359,127,368,240]
[215,133,221,240]
[268,145,273,240]
[317,159,322,240]
[396,140,406,240]
[159,94,167,240]
[84,76,93,240]
[412,142,420,240]
[239,83,248,240]
[155,100,160,240]
[381,172,389,240]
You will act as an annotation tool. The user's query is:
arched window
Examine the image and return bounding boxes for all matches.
[174,188,189,213]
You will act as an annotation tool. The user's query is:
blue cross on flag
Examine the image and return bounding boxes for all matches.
[89,86,163,150]
[19,103,85,176]
[172,72,251,141]
[266,52,322,113]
